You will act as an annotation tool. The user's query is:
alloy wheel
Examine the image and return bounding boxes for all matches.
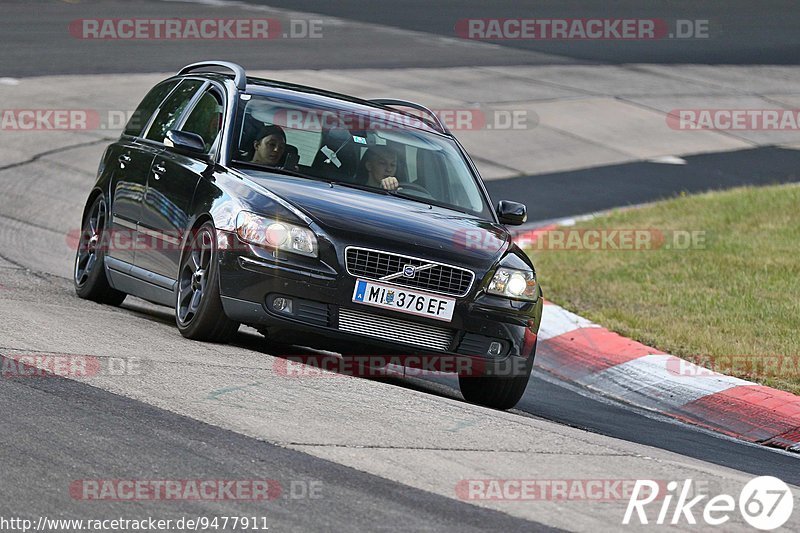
[177,228,213,325]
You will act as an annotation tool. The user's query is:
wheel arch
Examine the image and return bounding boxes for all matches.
[81,188,105,223]
[179,213,216,254]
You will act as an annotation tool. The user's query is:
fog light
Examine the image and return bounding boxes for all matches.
[488,341,503,357]
[272,297,293,314]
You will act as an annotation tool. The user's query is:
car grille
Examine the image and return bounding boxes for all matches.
[338,308,454,351]
[345,247,474,297]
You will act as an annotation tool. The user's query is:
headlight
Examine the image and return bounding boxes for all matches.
[236,211,318,258]
[487,267,538,301]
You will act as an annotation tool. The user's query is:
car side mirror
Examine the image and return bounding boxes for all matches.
[497,200,527,225]
[165,130,207,156]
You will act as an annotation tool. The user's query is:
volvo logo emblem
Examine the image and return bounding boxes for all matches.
[402,264,417,278]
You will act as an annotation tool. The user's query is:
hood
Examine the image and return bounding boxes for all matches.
[241,170,510,267]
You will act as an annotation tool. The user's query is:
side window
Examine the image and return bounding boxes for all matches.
[237,103,322,166]
[441,155,483,212]
[180,90,224,152]
[123,80,178,137]
[145,80,204,143]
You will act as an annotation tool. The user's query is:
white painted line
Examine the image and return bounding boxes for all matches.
[580,354,752,411]
[0,78,20,86]
[538,303,600,341]
[648,155,687,165]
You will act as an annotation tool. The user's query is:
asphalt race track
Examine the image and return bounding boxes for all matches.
[1,1,799,531]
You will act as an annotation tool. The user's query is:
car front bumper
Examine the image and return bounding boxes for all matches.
[217,234,542,376]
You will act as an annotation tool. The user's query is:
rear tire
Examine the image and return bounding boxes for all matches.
[175,222,239,342]
[74,195,126,306]
[458,355,534,410]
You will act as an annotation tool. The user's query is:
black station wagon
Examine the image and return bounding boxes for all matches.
[74,61,543,409]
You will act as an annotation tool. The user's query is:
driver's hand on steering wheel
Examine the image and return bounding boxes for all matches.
[380,176,400,191]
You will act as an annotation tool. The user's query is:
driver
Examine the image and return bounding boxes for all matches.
[361,146,400,191]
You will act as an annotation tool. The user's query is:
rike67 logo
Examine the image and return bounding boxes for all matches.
[623,476,794,530]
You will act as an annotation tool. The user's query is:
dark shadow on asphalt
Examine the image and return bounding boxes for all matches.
[486,146,800,222]
[232,329,468,403]
[120,298,175,325]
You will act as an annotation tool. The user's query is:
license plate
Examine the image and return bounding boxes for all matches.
[351,279,455,322]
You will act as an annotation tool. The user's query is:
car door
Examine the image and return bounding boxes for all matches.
[136,83,223,282]
[108,80,179,265]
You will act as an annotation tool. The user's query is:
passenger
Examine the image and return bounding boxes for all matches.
[360,146,400,191]
[251,124,287,167]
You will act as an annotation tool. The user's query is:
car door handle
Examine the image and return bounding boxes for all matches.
[118,154,131,164]
[153,164,166,178]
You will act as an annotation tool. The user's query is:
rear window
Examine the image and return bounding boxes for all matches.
[123,80,178,137]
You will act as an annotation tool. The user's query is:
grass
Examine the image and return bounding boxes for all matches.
[525,184,800,394]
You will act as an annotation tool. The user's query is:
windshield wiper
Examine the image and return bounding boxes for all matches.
[387,188,476,216]
[332,181,461,212]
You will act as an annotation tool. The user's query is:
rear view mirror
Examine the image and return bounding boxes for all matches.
[497,200,527,225]
[165,130,207,155]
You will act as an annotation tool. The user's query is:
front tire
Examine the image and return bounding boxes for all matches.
[74,195,126,306]
[175,222,239,342]
[458,355,534,410]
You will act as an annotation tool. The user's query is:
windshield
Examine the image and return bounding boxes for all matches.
[232,96,493,218]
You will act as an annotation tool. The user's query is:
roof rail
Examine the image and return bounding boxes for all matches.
[178,61,247,91]
[368,98,450,134]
